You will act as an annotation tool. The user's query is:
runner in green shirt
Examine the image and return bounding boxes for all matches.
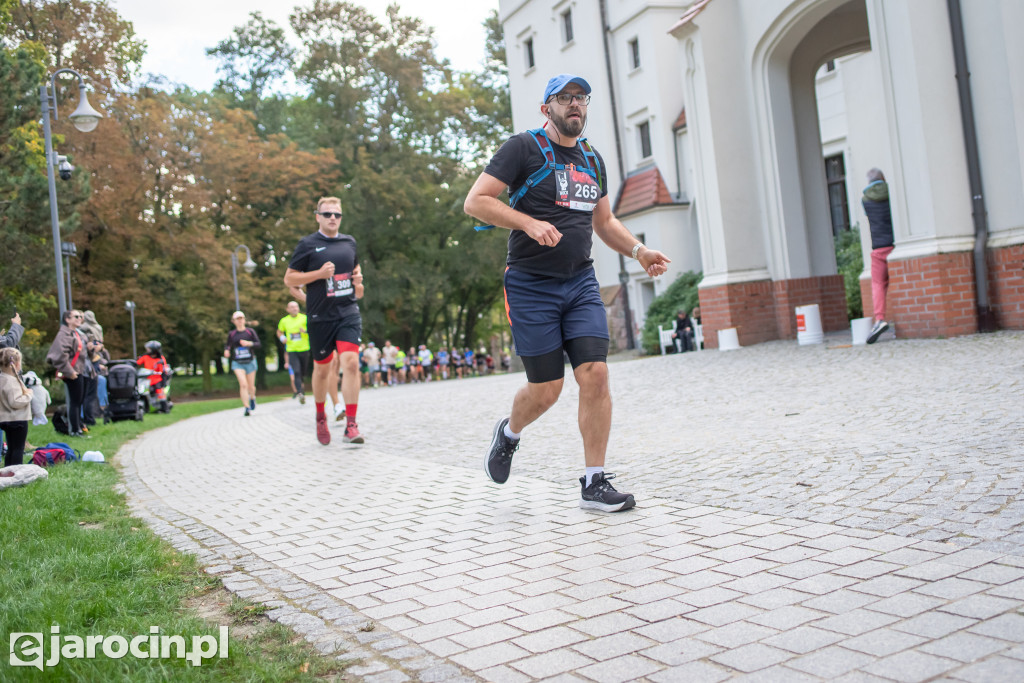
[277,301,310,403]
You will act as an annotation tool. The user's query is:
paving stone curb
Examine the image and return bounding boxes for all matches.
[120,444,478,683]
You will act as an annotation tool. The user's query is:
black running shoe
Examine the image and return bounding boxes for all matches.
[485,417,519,484]
[866,320,889,344]
[580,473,635,512]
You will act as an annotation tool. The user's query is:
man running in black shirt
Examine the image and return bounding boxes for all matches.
[464,74,671,512]
[284,196,365,445]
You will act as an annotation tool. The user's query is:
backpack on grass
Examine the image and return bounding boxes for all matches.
[31,442,79,467]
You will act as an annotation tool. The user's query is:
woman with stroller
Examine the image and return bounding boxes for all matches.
[0,347,32,466]
[225,311,260,416]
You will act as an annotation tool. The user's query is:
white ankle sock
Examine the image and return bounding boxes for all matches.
[503,422,521,440]
[585,467,604,487]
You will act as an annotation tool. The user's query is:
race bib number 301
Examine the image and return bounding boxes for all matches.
[555,168,600,212]
[326,272,354,298]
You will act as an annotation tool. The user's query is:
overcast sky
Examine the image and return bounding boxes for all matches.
[110,0,500,90]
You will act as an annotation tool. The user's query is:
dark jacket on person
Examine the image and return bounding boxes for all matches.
[673,315,694,337]
[0,322,24,349]
[46,324,89,378]
[862,180,894,250]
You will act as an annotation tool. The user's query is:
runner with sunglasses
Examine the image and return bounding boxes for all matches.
[284,197,365,445]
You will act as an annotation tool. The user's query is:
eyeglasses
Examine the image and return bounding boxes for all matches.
[319,211,343,219]
[549,93,591,106]
[71,314,83,319]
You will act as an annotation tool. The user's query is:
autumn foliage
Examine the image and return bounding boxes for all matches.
[1,0,511,383]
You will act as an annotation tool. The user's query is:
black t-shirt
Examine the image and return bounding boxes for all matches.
[288,231,360,323]
[225,327,260,362]
[484,131,608,278]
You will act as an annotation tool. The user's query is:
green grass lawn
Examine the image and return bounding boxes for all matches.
[1,398,348,681]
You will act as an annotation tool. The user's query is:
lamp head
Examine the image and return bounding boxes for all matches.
[69,85,103,132]
[243,257,257,274]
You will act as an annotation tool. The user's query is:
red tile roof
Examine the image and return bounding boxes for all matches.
[614,166,677,216]
[669,0,713,33]
[672,107,687,131]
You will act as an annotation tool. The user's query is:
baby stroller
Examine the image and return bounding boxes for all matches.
[104,360,146,423]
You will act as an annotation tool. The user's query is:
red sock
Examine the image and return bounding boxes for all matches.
[345,404,357,424]
[316,402,325,418]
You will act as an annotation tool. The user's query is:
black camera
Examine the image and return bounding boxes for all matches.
[58,157,74,181]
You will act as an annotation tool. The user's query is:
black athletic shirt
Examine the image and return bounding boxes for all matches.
[288,231,360,323]
[484,131,608,278]
[225,327,260,362]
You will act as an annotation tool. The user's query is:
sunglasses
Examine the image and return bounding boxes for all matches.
[319,211,343,219]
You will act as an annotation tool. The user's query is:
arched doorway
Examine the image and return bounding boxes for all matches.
[751,0,873,338]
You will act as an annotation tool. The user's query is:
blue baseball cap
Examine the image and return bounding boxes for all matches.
[542,74,592,103]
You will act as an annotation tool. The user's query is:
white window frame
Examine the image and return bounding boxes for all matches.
[561,8,574,46]
[628,37,641,71]
[638,120,653,160]
[517,26,537,75]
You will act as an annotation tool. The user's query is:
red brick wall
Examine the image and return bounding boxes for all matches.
[860,279,873,321]
[887,252,977,337]
[697,244,1022,348]
[773,276,847,337]
[698,280,777,348]
[699,275,846,348]
[989,243,1024,329]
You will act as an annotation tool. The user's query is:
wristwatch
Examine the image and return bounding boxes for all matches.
[631,243,644,260]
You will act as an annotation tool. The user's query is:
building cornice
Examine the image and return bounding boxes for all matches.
[608,4,694,34]
[699,268,773,289]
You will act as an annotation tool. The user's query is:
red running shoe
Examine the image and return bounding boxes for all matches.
[316,414,331,445]
[343,423,364,444]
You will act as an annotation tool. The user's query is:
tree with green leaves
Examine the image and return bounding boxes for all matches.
[3,0,516,386]
[5,0,145,90]
[206,11,295,137]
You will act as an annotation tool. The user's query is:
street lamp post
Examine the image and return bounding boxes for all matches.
[125,301,137,359]
[61,241,77,309]
[230,244,257,311]
[40,69,103,319]
[618,266,636,350]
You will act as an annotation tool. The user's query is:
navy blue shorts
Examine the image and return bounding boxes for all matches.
[503,267,609,357]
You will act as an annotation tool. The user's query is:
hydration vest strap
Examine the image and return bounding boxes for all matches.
[474,129,601,231]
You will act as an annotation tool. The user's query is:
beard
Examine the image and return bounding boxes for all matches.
[550,109,586,139]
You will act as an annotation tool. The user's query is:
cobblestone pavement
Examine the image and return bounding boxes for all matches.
[123,331,1024,681]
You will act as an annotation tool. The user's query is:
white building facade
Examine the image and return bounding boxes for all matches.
[497,0,1024,346]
